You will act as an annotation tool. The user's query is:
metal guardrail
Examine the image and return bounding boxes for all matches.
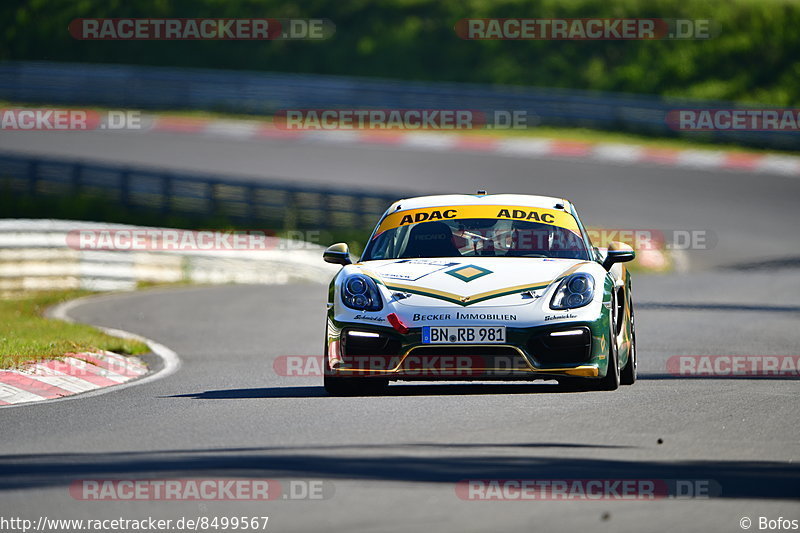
[0,61,796,150]
[0,152,403,230]
[0,219,339,293]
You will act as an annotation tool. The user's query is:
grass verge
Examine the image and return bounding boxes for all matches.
[0,290,149,369]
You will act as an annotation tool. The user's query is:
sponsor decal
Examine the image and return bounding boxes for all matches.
[377,259,458,281]
[456,312,517,321]
[398,209,458,226]
[375,205,580,236]
[496,208,555,224]
[545,314,578,321]
[412,314,452,321]
[402,259,460,265]
[352,314,386,322]
[445,264,493,282]
[411,313,518,322]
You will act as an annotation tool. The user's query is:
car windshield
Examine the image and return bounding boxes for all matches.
[363,217,590,260]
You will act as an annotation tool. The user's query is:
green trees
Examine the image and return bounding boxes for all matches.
[2,0,797,105]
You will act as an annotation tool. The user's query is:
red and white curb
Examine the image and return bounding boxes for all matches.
[0,351,147,405]
[144,116,800,177]
[0,293,180,408]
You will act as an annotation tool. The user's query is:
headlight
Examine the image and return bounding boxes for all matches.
[550,273,595,310]
[341,274,383,311]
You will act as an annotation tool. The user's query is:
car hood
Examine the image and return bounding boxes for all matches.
[358,257,590,308]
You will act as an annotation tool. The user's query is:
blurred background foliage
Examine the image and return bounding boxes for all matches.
[1,0,798,105]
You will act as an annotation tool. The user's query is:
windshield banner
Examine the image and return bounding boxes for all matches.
[374,205,580,236]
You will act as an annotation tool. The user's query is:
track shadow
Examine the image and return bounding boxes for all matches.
[169,382,578,399]
[0,446,797,500]
[638,302,800,313]
[722,256,800,271]
[169,386,328,399]
[638,373,799,381]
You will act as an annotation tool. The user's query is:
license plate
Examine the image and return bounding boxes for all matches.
[422,326,506,344]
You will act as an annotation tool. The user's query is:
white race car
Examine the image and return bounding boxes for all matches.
[322,193,636,395]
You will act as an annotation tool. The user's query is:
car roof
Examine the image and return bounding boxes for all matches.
[385,194,571,213]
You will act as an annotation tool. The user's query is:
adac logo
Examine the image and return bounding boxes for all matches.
[446,265,493,282]
[399,209,458,226]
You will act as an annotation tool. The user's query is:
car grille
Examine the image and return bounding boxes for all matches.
[341,331,401,357]
[527,326,592,364]
[401,346,531,376]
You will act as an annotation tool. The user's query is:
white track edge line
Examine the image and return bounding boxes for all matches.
[0,294,181,409]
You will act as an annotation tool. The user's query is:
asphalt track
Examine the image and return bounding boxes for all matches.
[1,129,799,532]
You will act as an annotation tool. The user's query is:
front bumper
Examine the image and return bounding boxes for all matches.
[325,317,610,381]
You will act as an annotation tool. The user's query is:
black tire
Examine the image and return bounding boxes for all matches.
[585,317,620,391]
[621,307,637,386]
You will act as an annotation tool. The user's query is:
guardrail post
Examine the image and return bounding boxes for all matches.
[321,191,334,230]
[70,162,82,195]
[360,195,374,230]
[246,184,257,223]
[27,160,38,196]
[208,180,219,217]
[119,169,130,208]
[162,173,172,215]
[4,152,410,234]
[284,191,298,231]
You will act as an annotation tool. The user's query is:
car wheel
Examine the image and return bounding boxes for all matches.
[586,319,620,391]
[621,308,637,385]
[558,318,620,392]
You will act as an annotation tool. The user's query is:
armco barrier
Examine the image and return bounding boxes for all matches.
[0,61,797,150]
[0,152,403,231]
[0,219,340,293]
